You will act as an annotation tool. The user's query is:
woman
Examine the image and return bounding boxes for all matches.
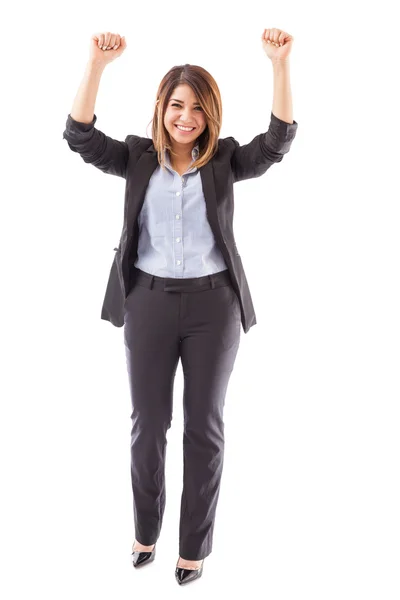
[62,28,298,585]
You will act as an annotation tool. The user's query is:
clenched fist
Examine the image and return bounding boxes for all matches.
[89,32,127,66]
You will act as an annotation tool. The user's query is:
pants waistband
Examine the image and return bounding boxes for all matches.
[133,267,233,292]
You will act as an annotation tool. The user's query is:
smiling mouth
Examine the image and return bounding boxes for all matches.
[174,125,196,131]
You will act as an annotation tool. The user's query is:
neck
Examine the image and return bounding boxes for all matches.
[168,147,193,162]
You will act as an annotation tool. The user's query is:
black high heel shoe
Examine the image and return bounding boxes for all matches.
[175,559,204,585]
[131,543,156,568]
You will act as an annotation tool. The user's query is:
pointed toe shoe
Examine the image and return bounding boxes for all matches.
[175,561,204,585]
[131,543,156,568]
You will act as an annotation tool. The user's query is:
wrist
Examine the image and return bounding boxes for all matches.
[271,58,290,67]
[86,59,107,73]
[271,60,290,75]
[271,57,289,65]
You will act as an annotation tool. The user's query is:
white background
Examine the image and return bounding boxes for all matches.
[1,1,399,598]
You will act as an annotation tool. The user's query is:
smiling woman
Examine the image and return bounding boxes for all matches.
[62,39,298,586]
[146,64,223,173]
[163,87,205,156]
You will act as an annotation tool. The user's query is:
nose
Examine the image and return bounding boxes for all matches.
[180,109,195,122]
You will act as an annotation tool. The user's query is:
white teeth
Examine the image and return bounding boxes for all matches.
[176,125,194,131]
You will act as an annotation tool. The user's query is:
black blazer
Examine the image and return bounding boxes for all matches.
[62,111,298,333]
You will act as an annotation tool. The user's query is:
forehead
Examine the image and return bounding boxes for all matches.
[170,84,197,100]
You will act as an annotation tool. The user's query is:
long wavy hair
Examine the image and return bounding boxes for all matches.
[146,64,223,172]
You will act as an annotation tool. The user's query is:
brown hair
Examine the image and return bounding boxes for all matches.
[145,64,223,172]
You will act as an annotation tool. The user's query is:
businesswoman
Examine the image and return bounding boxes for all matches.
[62,28,298,585]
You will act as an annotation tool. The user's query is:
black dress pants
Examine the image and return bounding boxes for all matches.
[123,266,241,560]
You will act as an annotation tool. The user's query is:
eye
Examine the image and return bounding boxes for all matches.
[171,103,203,111]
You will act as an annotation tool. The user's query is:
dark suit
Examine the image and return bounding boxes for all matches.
[63,111,298,560]
[63,111,298,334]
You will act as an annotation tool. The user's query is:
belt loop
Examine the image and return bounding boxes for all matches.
[149,275,154,290]
[208,274,215,289]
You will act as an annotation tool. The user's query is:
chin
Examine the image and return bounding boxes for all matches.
[172,132,196,142]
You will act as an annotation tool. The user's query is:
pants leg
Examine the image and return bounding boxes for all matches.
[123,282,180,545]
[178,283,241,560]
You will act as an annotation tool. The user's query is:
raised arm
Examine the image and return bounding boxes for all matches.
[230,27,298,183]
[62,32,129,178]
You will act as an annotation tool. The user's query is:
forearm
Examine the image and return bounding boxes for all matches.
[70,60,106,124]
[271,59,293,125]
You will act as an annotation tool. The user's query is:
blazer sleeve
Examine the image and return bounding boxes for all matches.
[62,113,131,178]
[229,111,298,183]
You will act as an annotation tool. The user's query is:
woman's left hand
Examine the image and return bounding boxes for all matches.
[261,28,294,62]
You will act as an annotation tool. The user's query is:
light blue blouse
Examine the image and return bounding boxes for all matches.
[134,143,228,278]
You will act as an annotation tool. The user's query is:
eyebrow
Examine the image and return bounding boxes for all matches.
[170,98,201,106]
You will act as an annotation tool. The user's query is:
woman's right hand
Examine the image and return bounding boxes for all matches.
[89,32,127,67]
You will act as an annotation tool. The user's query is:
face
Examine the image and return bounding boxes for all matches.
[163,84,207,157]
